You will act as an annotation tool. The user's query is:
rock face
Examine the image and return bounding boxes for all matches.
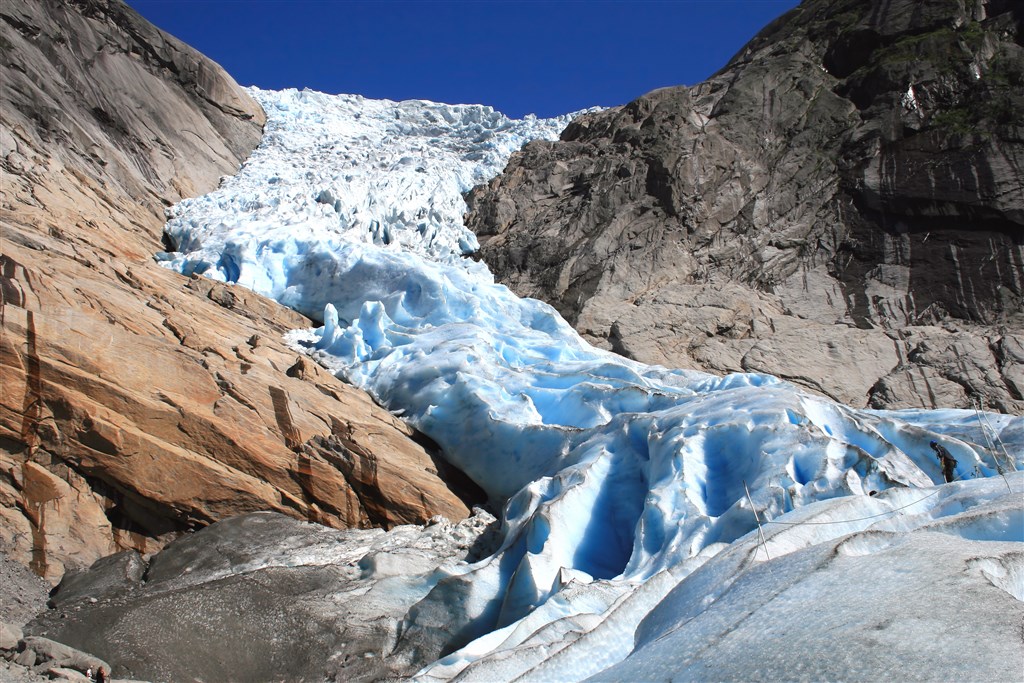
[1,0,475,584]
[25,510,499,682]
[467,0,1024,412]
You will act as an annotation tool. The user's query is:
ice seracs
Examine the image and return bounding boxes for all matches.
[158,88,582,318]
[158,87,1024,680]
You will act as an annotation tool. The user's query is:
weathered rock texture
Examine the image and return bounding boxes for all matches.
[467,0,1024,412]
[1,0,474,584]
[25,510,499,682]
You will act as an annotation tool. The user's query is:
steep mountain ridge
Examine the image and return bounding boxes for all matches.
[1,0,473,583]
[467,0,1024,412]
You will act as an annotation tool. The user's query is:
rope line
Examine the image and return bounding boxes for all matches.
[742,435,1020,563]
[756,465,1019,530]
[743,479,770,560]
[974,405,1003,474]
[974,399,1017,475]
[762,487,944,526]
[967,401,1016,494]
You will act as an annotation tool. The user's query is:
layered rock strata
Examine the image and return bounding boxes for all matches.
[467,0,1024,412]
[1,0,474,584]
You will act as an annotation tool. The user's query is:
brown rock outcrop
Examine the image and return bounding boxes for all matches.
[1,0,474,583]
[467,0,1024,413]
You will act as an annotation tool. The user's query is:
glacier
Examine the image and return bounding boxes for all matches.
[159,87,1023,680]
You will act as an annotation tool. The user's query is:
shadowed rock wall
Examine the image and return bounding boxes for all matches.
[467,0,1023,412]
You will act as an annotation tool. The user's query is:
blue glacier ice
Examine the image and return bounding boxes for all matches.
[158,87,1024,680]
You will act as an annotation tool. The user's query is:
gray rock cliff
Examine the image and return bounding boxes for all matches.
[467,0,1024,412]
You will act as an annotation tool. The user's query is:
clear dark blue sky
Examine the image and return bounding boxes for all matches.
[127,0,799,119]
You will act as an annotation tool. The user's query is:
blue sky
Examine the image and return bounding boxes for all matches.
[127,1,799,119]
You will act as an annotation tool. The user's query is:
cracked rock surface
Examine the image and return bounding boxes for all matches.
[1,0,477,585]
[466,0,1024,412]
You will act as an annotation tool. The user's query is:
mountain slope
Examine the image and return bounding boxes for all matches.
[466,0,1024,412]
[0,0,473,583]
[2,2,1020,682]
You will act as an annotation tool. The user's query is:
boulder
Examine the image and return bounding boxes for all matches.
[19,637,109,675]
[47,552,146,609]
[44,667,91,681]
[26,511,500,682]
[13,648,36,667]
[0,622,23,651]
